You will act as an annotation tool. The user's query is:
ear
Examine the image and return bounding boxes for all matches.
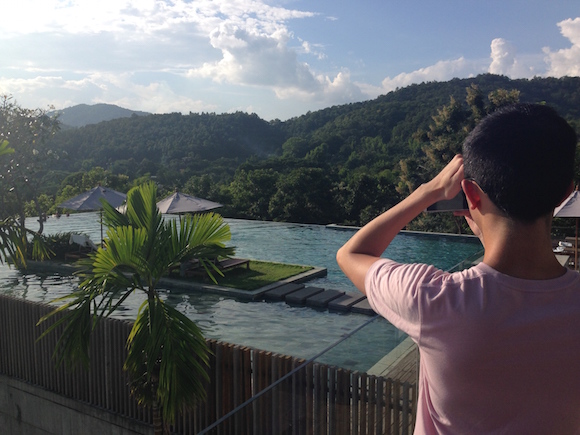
[461,179,482,210]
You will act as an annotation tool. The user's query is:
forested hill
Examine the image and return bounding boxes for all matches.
[42,74,580,229]
[54,103,150,128]
[280,74,580,141]
[50,111,285,175]
[49,74,580,174]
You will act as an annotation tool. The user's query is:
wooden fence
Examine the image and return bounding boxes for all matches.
[0,295,416,434]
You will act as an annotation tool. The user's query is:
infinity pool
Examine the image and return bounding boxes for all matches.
[0,214,482,371]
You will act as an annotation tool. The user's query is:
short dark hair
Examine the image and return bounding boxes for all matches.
[462,103,577,222]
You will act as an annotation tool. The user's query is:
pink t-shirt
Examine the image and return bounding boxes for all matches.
[365,258,580,435]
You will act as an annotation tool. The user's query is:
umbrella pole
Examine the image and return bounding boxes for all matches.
[100,210,104,245]
[576,218,578,271]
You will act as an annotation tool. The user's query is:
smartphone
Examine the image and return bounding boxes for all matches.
[426,191,468,212]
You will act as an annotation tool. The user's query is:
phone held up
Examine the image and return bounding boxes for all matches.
[426,190,468,213]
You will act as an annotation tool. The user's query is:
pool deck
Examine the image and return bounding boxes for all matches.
[367,337,418,384]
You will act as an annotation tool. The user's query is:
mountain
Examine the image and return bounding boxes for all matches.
[54,103,150,128]
[46,75,580,177]
[33,74,580,226]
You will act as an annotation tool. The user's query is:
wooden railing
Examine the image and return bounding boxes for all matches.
[0,295,416,434]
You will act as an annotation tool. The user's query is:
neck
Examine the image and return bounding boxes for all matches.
[481,214,565,280]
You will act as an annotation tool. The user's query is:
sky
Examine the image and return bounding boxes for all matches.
[0,1,579,121]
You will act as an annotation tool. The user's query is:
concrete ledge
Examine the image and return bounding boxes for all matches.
[367,337,417,377]
[0,374,152,435]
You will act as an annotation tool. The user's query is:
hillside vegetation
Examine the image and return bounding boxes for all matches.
[9,74,580,232]
[54,103,150,128]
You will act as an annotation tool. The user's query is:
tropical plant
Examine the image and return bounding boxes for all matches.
[0,95,60,234]
[0,139,51,265]
[39,181,235,434]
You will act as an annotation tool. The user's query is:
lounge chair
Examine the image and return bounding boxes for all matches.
[180,257,250,277]
[64,234,98,261]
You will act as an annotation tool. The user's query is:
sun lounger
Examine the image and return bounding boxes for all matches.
[216,258,250,270]
[64,233,98,261]
[180,257,250,277]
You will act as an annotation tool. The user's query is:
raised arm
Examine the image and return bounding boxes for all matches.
[336,154,465,293]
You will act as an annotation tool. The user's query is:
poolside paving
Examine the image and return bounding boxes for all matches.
[351,298,376,315]
[285,286,324,305]
[261,281,376,316]
[263,282,305,301]
[328,293,366,312]
[305,289,345,308]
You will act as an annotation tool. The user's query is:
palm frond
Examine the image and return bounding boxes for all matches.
[124,297,210,424]
[37,289,96,369]
[0,216,26,266]
[101,200,130,229]
[181,212,232,247]
[125,182,163,236]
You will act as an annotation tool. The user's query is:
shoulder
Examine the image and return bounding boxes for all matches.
[365,258,488,313]
[366,258,452,293]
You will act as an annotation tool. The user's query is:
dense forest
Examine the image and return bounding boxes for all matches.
[3,74,580,233]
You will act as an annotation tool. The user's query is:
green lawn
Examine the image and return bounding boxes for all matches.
[185,260,314,291]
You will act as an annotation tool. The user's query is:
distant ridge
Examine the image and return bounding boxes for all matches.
[54,103,150,128]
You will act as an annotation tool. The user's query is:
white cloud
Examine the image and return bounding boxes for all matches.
[272,69,364,104]
[544,17,580,77]
[488,38,539,78]
[185,2,371,107]
[190,22,320,91]
[0,73,215,114]
[4,2,577,121]
[1,0,348,115]
[376,58,484,95]
[489,38,517,75]
[186,2,323,92]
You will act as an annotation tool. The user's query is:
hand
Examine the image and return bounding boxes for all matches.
[425,154,465,202]
[338,155,467,293]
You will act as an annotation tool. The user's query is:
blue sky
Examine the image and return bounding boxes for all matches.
[0,0,579,120]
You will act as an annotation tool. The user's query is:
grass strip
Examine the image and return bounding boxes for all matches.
[190,260,314,291]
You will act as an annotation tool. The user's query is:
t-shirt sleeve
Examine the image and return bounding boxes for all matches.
[365,258,446,341]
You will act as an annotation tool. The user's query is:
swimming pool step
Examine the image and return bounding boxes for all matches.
[263,283,305,301]
[351,298,375,315]
[263,285,375,316]
[328,293,366,312]
[285,286,324,305]
[306,289,345,308]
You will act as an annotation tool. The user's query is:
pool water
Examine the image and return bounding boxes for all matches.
[1,214,482,371]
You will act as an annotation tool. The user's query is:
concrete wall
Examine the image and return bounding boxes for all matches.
[0,375,152,435]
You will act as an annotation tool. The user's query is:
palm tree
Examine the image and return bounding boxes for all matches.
[39,182,235,434]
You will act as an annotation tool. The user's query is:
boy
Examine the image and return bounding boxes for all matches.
[337,104,580,434]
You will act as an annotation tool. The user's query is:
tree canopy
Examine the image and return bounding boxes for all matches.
[9,74,580,231]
